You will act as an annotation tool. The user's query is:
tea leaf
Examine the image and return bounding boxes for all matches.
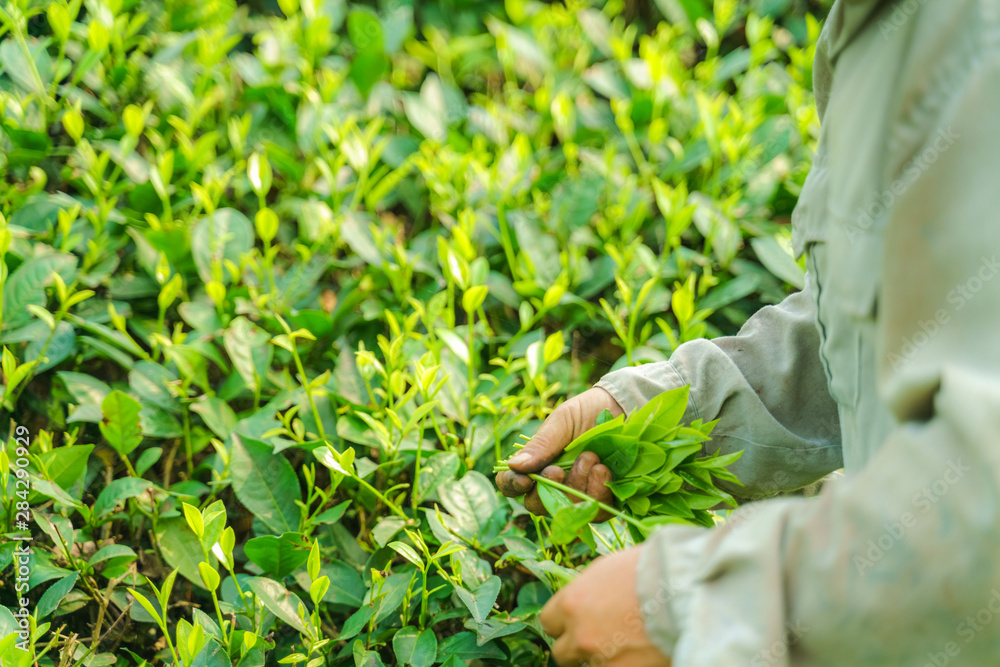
[230,435,301,534]
[100,391,143,457]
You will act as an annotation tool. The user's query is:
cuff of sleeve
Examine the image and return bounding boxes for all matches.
[635,524,712,660]
[594,361,695,418]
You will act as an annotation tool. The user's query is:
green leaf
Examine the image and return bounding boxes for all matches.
[230,434,301,535]
[473,618,527,645]
[140,406,183,439]
[557,432,640,479]
[654,473,684,495]
[190,639,229,667]
[415,451,459,503]
[57,371,111,405]
[313,500,350,525]
[224,317,272,393]
[339,605,375,640]
[25,322,75,372]
[549,502,599,545]
[695,449,744,469]
[371,572,413,623]
[652,0,711,28]
[627,386,690,439]
[355,650,386,667]
[31,478,84,509]
[629,444,668,478]
[699,273,761,312]
[336,414,382,449]
[191,208,254,285]
[100,391,144,457]
[542,331,564,364]
[348,36,388,96]
[707,466,743,486]
[190,397,237,440]
[453,575,501,625]
[0,37,53,97]
[314,445,357,477]
[595,409,614,426]
[461,285,488,314]
[674,491,725,510]
[513,584,550,614]
[607,479,639,501]
[436,328,470,366]
[163,344,212,391]
[404,93,446,142]
[648,493,695,519]
[160,567,180,608]
[36,445,93,491]
[135,447,163,477]
[751,236,805,289]
[677,469,736,507]
[294,560,365,608]
[156,518,213,588]
[582,61,629,100]
[199,561,221,591]
[590,435,641,478]
[36,572,78,619]
[3,254,76,331]
[562,414,626,453]
[244,533,310,579]
[247,153,273,197]
[93,478,154,518]
[402,401,440,435]
[129,588,161,624]
[339,212,383,265]
[436,632,505,662]
[129,361,181,413]
[183,503,204,537]
[536,481,574,516]
[627,494,651,515]
[89,544,138,566]
[437,471,500,535]
[246,577,309,634]
[577,8,612,56]
[392,626,438,667]
[347,7,384,52]
[388,541,423,569]
[663,443,704,472]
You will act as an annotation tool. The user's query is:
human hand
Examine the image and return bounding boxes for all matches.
[540,547,672,667]
[495,387,624,518]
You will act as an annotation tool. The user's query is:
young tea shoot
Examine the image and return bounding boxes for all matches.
[496,386,743,543]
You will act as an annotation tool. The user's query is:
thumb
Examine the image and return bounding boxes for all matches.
[507,404,575,473]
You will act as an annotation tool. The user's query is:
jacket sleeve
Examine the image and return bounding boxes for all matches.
[594,282,843,502]
[634,19,1000,667]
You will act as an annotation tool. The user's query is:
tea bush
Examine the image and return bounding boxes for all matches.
[0,0,829,664]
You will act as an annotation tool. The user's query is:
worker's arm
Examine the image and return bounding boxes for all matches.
[595,282,843,501]
[496,283,844,511]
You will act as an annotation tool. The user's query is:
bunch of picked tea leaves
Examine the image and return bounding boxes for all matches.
[495,386,743,543]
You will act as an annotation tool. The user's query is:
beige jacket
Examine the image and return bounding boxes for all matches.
[595,1,1000,664]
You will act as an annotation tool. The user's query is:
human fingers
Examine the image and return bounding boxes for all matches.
[588,463,614,522]
[525,465,566,516]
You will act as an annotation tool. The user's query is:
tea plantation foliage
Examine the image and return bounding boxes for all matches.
[0,0,829,664]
